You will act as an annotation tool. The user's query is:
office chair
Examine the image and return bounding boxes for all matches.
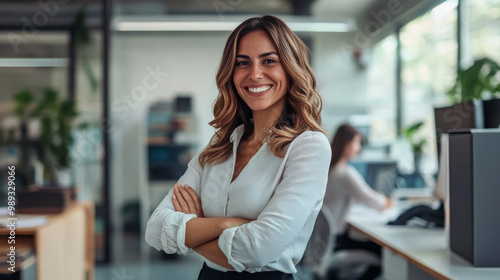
[302,207,380,280]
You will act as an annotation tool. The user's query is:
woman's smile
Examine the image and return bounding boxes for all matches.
[245,84,272,96]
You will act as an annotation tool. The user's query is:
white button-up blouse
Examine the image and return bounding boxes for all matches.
[145,124,332,273]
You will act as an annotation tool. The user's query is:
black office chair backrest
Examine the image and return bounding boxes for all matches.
[302,206,336,275]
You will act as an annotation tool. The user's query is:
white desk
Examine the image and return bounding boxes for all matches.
[347,204,500,280]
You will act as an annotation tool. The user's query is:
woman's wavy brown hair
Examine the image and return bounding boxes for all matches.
[199,15,325,167]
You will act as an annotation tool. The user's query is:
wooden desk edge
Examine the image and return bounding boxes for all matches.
[0,202,89,235]
[347,222,452,280]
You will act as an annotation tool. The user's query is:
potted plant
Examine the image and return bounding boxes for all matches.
[446,58,500,103]
[13,87,79,186]
[403,121,427,174]
[434,58,500,156]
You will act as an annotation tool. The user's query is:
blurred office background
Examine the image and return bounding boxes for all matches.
[0,0,499,279]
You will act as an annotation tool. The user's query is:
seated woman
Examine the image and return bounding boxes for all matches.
[323,123,393,276]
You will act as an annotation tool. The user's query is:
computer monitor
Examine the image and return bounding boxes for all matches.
[350,160,398,196]
[434,100,484,162]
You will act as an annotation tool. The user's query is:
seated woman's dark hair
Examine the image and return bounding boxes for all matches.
[330,123,360,168]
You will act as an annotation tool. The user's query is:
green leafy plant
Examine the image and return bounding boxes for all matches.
[13,88,79,181]
[403,121,427,156]
[447,57,500,104]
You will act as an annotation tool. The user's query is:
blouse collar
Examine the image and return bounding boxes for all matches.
[229,124,273,144]
[229,124,245,144]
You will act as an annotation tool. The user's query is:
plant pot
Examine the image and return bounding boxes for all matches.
[482,98,500,128]
[42,164,73,188]
[414,154,422,174]
[55,168,73,188]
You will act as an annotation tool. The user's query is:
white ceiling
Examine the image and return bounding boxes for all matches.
[312,0,380,18]
[0,0,380,23]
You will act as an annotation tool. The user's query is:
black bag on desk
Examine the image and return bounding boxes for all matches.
[17,186,76,214]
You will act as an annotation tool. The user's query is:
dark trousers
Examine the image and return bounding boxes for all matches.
[197,262,294,280]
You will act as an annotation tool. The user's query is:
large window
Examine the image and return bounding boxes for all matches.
[468,0,500,62]
[367,35,398,144]
[400,0,458,173]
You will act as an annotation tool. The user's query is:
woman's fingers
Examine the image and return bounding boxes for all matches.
[184,185,203,217]
[173,184,189,213]
[172,194,181,212]
[172,183,202,216]
[177,185,197,214]
[171,183,203,217]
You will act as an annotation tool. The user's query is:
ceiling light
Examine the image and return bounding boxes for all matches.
[113,16,353,33]
[0,58,68,67]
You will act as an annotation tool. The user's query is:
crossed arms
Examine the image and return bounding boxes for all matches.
[172,183,252,269]
[145,132,332,272]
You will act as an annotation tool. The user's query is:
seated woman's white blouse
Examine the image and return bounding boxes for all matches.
[323,164,387,235]
[145,124,331,273]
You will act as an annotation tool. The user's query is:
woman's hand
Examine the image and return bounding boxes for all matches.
[172,183,204,217]
[382,197,394,210]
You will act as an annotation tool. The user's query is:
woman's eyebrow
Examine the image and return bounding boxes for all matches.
[236,52,279,59]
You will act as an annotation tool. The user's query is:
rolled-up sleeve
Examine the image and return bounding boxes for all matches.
[144,150,203,255]
[218,132,332,272]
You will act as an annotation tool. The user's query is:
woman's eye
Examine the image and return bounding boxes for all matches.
[236,61,249,66]
[263,58,276,64]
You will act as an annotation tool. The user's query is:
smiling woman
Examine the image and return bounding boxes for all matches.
[145,15,331,280]
[233,30,288,114]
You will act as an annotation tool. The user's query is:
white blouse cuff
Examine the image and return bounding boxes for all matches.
[219,227,263,273]
[161,212,197,255]
[219,227,246,272]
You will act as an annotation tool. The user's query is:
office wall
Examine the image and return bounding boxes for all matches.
[109,31,370,229]
[313,32,371,137]
[110,32,228,227]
